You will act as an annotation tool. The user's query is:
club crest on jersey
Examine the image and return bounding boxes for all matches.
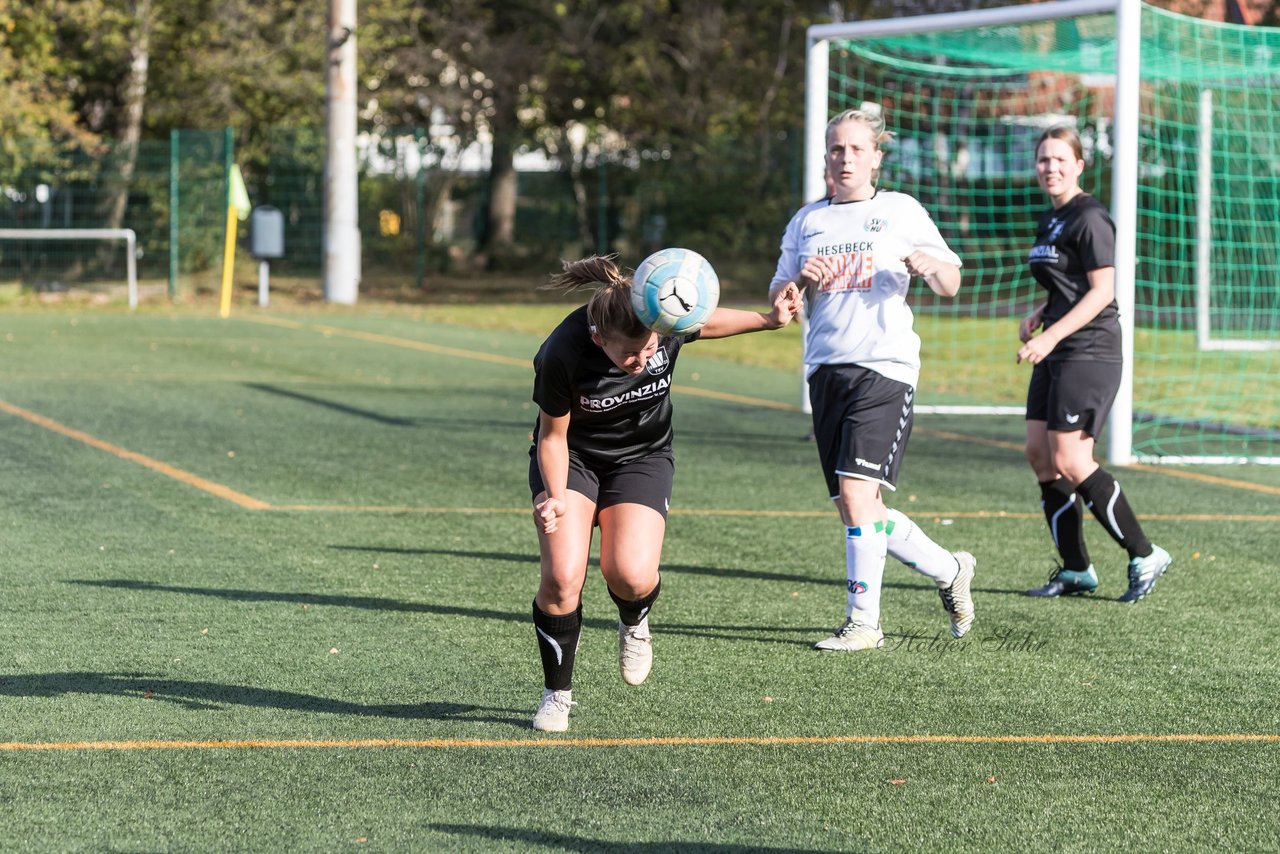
[645,348,671,376]
[864,218,887,233]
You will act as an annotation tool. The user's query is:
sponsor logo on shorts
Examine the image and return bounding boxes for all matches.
[848,580,869,594]
[1065,412,1081,424]
[855,457,883,472]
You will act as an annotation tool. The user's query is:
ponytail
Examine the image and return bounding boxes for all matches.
[544,255,649,341]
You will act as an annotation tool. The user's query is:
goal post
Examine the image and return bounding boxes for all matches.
[805,0,1280,464]
[0,228,139,309]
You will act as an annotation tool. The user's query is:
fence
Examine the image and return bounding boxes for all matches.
[0,127,806,301]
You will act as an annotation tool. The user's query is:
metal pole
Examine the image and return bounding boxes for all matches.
[415,126,426,290]
[1108,0,1139,465]
[1195,88,1213,350]
[259,261,270,307]
[324,0,360,304]
[169,129,178,300]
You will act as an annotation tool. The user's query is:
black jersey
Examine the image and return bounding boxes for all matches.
[1027,193,1122,362]
[531,305,696,466]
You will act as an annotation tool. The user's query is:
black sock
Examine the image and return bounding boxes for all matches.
[532,601,581,692]
[1039,478,1090,570]
[607,576,661,627]
[1075,468,1153,559]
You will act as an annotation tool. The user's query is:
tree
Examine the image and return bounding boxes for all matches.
[0,1,95,179]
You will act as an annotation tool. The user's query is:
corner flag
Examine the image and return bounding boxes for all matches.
[229,164,252,221]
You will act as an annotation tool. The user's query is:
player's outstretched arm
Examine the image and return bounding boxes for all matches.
[699,283,802,340]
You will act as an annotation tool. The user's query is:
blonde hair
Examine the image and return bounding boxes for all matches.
[825,109,894,183]
[545,255,650,341]
[825,109,895,148]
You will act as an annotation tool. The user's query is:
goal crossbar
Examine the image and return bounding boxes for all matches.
[0,228,139,309]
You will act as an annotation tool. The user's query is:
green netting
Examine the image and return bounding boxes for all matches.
[0,129,229,299]
[827,2,1280,462]
[173,129,233,294]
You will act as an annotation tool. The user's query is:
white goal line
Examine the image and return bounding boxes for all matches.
[0,228,138,309]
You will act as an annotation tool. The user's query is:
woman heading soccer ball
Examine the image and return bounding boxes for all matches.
[529,255,801,732]
[769,108,977,652]
[1018,126,1172,601]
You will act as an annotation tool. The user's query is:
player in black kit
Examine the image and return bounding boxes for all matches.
[529,255,802,731]
[1018,126,1172,603]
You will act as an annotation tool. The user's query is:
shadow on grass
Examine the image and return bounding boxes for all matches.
[67,579,831,646]
[327,544,855,588]
[429,824,854,853]
[0,672,521,721]
[325,544,981,596]
[244,383,530,430]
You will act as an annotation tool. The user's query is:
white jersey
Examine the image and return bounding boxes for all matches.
[770,190,961,388]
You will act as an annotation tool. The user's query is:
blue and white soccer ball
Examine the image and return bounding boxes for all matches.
[630,247,721,335]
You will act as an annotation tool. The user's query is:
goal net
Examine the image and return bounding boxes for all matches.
[0,228,139,308]
[807,0,1280,464]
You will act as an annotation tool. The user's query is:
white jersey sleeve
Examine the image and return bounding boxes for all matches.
[774,191,960,388]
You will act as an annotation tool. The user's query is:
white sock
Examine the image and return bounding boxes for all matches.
[845,522,887,627]
[885,508,959,587]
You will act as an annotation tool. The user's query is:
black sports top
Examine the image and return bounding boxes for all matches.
[1027,193,1122,362]
[531,305,696,466]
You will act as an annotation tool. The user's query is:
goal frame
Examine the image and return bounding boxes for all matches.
[0,228,139,310]
[805,0,1141,464]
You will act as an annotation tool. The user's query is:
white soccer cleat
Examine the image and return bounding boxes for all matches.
[532,688,575,732]
[618,617,653,685]
[1120,544,1173,603]
[813,618,884,651]
[938,551,977,638]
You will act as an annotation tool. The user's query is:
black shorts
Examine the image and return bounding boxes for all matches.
[528,449,674,520]
[1025,359,1122,438]
[808,364,914,497]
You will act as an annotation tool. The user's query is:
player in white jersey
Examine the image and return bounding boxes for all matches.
[769,108,976,651]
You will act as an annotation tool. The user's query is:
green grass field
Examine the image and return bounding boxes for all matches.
[1,304,1278,851]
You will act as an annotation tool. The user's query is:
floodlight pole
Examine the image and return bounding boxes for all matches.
[324,0,360,304]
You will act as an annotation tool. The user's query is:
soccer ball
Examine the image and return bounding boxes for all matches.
[630,247,720,335]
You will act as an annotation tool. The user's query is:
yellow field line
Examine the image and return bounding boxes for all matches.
[308,322,531,368]
[248,317,798,410]
[2,732,1276,752]
[3,393,1273,523]
[1127,463,1280,497]
[915,427,1023,452]
[252,317,1280,497]
[0,399,272,510]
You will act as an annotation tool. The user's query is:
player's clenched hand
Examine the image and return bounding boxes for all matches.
[903,250,941,279]
[799,256,836,289]
[1017,333,1057,365]
[534,496,565,534]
